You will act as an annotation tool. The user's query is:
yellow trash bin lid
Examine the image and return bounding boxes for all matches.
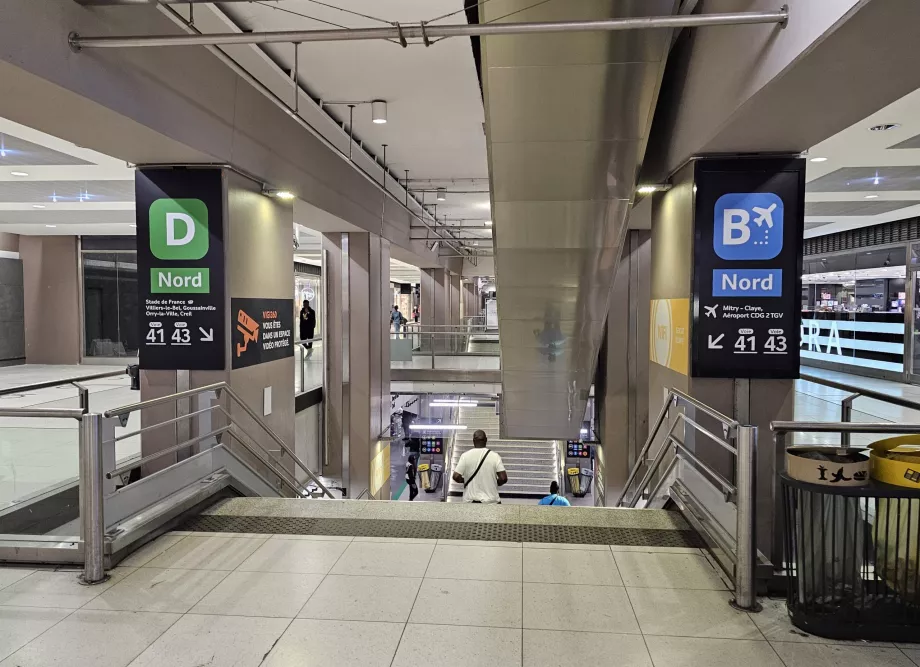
[869,435,920,489]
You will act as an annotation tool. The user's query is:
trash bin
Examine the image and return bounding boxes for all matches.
[781,472,920,642]
[418,463,443,493]
[566,466,594,497]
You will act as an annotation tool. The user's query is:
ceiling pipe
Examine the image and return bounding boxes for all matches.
[69,9,789,49]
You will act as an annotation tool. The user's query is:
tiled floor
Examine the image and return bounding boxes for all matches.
[2,534,918,666]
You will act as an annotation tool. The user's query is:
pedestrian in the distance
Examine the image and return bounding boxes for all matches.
[300,301,316,358]
[406,454,419,501]
[539,481,571,506]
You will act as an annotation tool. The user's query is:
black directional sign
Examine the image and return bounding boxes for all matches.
[691,158,805,379]
[136,168,226,371]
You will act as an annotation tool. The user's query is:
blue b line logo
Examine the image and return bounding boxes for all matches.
[714,192,784,261]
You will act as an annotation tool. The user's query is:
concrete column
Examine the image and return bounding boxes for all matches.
[648,159,797,562]
[594,231,650,507]
[20,236,80,365]
[0,234,24,367]
[323,231,391,498]
[420,268,449,326]
[449,272,461,325]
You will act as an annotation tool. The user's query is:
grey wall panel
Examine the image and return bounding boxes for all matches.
[322,233,344,479]
[0,258,24,364]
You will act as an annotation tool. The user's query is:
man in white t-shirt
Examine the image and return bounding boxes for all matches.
[452,429,507,503]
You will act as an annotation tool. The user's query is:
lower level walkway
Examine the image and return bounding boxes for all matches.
[1,500,918,666]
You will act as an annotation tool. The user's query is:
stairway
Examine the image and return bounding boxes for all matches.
[448,404,558,498]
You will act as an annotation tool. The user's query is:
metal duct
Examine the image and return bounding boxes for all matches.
[481,0,680,439]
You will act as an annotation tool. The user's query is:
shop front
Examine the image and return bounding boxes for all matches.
[800,244,909,381]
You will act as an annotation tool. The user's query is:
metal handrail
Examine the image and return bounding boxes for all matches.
[615,386,758,612]
[772,421,920,435]
[799,373,920,412]
[104,382,225,418]
[0,369,126,397]
[0,408,86,419]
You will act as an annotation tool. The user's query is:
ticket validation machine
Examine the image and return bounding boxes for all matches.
[565,440,594,498]
[418,437,445,493]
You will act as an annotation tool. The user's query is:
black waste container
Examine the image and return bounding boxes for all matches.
[781,473,920,642]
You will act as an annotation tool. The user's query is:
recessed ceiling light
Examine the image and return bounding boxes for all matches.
[45,224,56,228]
[865,194,879,199]
[10,171,28,177]
[869,123,900,132]
[32,204,45,209]
[810,157,828,163]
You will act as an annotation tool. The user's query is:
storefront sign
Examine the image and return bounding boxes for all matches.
[692,158,805,378]
[231,297,295,369]
[800,315,904,373]
[650,298,689,375]
[136,168,225,370]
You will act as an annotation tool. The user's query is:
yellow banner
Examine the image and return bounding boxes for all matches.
[370,441,391,499]
[650,298,689,375]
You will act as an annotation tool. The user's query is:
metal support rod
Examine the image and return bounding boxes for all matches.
[348,105,354,160]
[381,144,387,188]
[292,42,299,114]
[615,394,673,505]
[731,425,759,612]
[69,10,789,49]
[73,382,89,414]
[405,170,409,207]
[106,426,231,479]
[840,392,859,448]
[79,413,108,585]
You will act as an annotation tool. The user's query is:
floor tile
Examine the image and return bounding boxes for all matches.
[644,636,784,666]
[426,544,522,582]
[0,607,71,661]
[523,547,622,586]
[609,545,702,554]
[525,542,609,551]
[331,541,435,578]
[352,536,437,544]
[262,619,404,667]
[410,578,522,628]
[0,569,127,609]
[523,582,640,634]
[298,574,421,622]
[190,571,324,618]
[902,649,920,665]
[751,598,895,645]
[84,568,228,613]
[628,587,761,639]
[269,533,354,542]
[393,623,521,667]
[127,614,290,667]
[614,551,727,590]
[438,539,522,548]
[236,538,349,574]
[0,567,35,590]
[0,609,179,667]
[117,535,187,568]
[523,629,652,667]
[144,535,266,570]
[770,642,917,666]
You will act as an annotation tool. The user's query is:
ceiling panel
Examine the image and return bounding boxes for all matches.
[807,166,920,192]
[0,180,133,203]
[805,200,920,216]
[889,132,920,149]
[0,134,94,167]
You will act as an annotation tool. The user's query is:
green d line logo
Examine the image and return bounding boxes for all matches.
[149,198,210,293]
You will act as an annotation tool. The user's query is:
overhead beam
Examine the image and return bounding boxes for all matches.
[69,10,789,49]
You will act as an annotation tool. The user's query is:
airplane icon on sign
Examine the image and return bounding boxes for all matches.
[752,203,777,228]
[704,305,719,319]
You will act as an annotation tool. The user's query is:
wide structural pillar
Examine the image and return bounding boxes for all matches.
[449,272,462,326]
[648,156,805,567]
[420,268,449,326]
[136,167,295,478]
[322,231,391,498]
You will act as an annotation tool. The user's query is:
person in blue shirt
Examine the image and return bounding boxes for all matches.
[539,481,571,506]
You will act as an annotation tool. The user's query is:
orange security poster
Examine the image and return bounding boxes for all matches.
[649,298,689,375]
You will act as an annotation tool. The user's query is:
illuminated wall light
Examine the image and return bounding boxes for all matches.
[32,204,45,209]
[809,157,828,163]
[408,424,467,431]
[45,225,56,228]
[371,100,387,124]
[274,190,296,200]
[865,194,879,199]
[10,171,28,177]
[484,220,492,226]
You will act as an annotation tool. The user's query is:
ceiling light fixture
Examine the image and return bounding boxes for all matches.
[408,424,467,431]
[436,188,446,201]
[10,171,28,177]
[371,100,387,124]
[274,190,296,200]
[870,123,900,132]
[637,185,658,194]
[865,194,879,199]
[32,204,45,209]
[484,220,492,226]
[810,157,828,163]
[45,225,56,228]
